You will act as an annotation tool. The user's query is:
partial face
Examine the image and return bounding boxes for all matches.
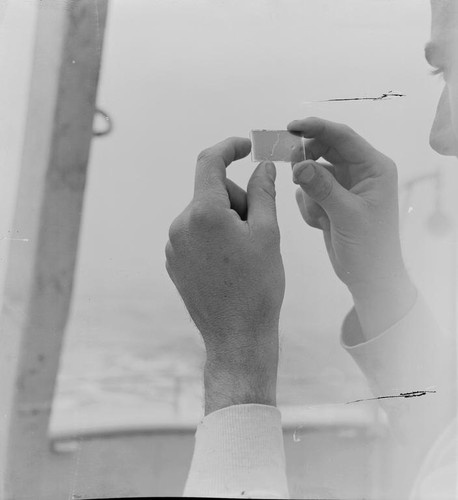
[427,0,458,157]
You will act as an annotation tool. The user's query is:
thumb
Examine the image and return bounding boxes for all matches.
[293,160,356,222]
[247,161,279,229]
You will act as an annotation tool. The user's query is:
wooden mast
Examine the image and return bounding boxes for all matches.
[0,1,108,498]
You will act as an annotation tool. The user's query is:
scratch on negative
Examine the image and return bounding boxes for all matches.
[346,390,436,405]
[0,237,29,242]
[270,132,281,159]
[303,90,405,104]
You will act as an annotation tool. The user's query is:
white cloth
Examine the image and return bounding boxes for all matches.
[341,294,457,499]
[183,404,289,498]
[184,295,457,498]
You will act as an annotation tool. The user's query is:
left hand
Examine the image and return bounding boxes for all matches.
[287,117,416,339]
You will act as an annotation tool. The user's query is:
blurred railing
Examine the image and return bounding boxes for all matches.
[50,372,387,444]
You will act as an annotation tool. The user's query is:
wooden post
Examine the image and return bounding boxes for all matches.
[0,1,108,498]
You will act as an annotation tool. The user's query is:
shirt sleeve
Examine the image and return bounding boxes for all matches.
[341,292,457,497]
[341,292,455,442]
[183,404,289,499]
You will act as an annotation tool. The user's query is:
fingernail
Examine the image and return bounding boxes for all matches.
[264,161,276,180]
[294,163,315,184]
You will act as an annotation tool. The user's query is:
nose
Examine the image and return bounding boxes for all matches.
[429,86,458,156]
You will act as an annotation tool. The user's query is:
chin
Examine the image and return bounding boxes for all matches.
[429,138,458,157]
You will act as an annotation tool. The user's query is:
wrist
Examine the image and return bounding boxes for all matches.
[203,338,279,415]
[349,272,417,341]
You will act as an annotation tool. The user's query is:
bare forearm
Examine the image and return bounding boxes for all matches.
[204,336,279,415]
[349,272,417,341]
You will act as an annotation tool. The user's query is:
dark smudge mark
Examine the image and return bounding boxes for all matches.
[311,90,406,103]
[346,390,436,405]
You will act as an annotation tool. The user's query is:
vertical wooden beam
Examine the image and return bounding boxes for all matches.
[0,1,108,498]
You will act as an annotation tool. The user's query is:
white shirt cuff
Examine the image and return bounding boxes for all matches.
[183,404,289,498]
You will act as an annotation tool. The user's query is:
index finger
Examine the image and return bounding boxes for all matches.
[287,117,381,167]
[194,137,251,204]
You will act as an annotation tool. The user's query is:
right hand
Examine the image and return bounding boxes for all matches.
[165,137,285,413]
[287,117,416,339]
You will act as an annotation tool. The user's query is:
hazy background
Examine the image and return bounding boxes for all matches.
[1,0,457,431]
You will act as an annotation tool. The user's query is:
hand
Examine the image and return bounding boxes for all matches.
[287,117,416,339]
[165,137,285,414]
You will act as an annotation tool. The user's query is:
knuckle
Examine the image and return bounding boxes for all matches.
[168,217,184,244]
[188,202,223,229]
[189,203,210,226]
[165,240,173,260]
[306,116,321,128]
[338,122,355,136]
[197,147,214,164]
